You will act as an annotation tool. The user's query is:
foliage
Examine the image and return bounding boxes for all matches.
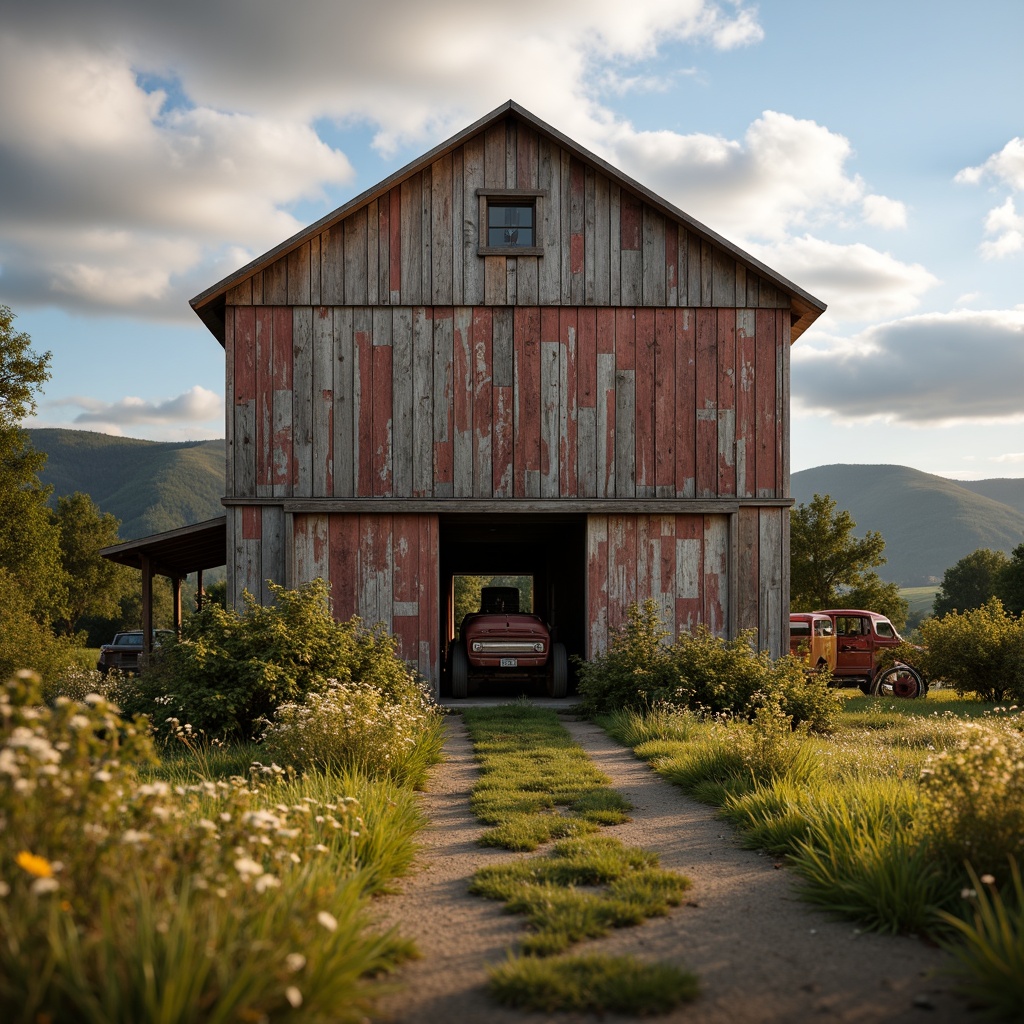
[913,598,1024,702]
[259,679,444,788]
[488,953,699,1015]
[933,548,1010,618]
[0,670,425,1024]
[790,493,907,629]
[0,305,51,424]
[52,491,136,635]
[125,579,424,738]
[0,570,80,683]
[916,722,1024,878]
[576,599,841,732]
[998,542,1024,616]
[938,862,1024,1020]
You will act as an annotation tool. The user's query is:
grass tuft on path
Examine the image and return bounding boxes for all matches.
[488,953,699,1014]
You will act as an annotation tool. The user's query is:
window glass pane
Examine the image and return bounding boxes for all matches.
[487,202,534,246]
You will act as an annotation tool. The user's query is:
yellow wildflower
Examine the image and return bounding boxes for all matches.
[16,851,53,879]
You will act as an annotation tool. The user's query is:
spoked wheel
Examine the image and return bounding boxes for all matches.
[450,641,469,699]
[871,664,925,699]
[546,642,568,698]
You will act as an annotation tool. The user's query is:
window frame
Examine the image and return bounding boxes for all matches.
[477,188,546,256]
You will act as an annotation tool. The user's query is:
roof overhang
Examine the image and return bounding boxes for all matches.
[191,99,826,344]
[100,516,226,580]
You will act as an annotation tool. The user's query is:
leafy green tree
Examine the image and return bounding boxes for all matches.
[996,542,1024,616]
[51,492,136,635]
[0,305,66,621]
[790,494,906,627]
[933,548,1010,618]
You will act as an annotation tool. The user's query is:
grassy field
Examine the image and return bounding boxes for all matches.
[900,586,938,617]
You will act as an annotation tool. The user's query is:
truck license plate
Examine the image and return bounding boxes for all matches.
[500,657,518,667]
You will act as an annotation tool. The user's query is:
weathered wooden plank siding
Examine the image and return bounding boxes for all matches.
[291,512,441,687]
[227,304,789,503]
[584,512,736,658]
[226,119,791,316]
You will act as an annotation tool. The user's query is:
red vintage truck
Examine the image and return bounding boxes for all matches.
[449,586,567,699]
[790,609,926,698]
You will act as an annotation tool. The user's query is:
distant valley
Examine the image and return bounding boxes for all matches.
[25,431,1024,587]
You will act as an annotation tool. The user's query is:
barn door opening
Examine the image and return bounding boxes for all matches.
[438,514,585,697]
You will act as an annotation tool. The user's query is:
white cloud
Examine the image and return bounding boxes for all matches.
[50,386,223,427]
[990,452,1024,464]
[604,111,904,242]
[956,137,1024,260]
[792,309,1024,425]
[748,236,938,324]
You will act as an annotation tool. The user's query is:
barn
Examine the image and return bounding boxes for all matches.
[189,100,825,694]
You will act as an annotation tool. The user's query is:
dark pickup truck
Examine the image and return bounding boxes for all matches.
[97,630,174,675]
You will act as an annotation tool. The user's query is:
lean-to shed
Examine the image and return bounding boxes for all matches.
[190,100,825,693]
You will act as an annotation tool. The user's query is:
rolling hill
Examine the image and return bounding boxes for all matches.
[27,428,225,540]
[791,464,1024,587]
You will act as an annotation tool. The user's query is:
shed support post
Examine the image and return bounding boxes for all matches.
[196,569,204,612]
[141,554,153,656]
[172,576,182,631]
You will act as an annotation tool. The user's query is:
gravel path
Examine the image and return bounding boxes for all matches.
[372,712,975,1023]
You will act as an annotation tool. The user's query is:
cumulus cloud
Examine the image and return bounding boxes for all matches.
[50,386,223,427]
[747,236,938,324]
[792,310,1024,425]
[604,111,906,242]
[956,137,1024,260]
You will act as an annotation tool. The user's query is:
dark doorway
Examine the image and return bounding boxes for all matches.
[438,514,586,697]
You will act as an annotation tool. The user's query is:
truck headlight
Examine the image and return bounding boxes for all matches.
[534,642,544,652]
[472,642,482,652]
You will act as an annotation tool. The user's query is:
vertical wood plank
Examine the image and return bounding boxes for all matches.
[391,307,413,496]
[418,514,440,688]
[432,308,454,497]
[735,309,756,499]
[375,196,388,305]
[493,383,513,497]
[412,307,433,497]
[607,516,637,633]
[431,153,454,304]
[695,308,717,499]
[462,136,485,305]
[759,508,783,656]
[354,307,373,497]
[594,172,610,304]
[400,175,422,305]
[576,308,598,498]
[583,165,596,304]
[586,515,609,659]
[755,308,777,498]
[596,308,616,498]
[263,258,287,304]
[712,247,736,307]
[642,208,666,305]
[255,307,274,497]
[391,512,419,664]
[513,306,541,497]
[233,307,257,499]
[609,184,621,305]
[634,308,655,497]
[322,225,344,305]
[292,306,313,497]
[328,514,359,620]
[717,308,737,497]
[224,307,236,495]
[674,514,703,635]
[472,306,493,498]
[569,157,585,304]
[674,308,696,498]
[239,506,262,606]
[686,231,701,307]
[654,308,676,498]
[372,307,394,497]
[665,220,679,307]
[332,308,355,496]
[620,193,642,306]
[539,309,560,498]
[420,163,432,304]
[452,307,474,497]
[312,307,334,497]
[737,506,760,635]
[272,307,293,497]
[287,243,310,305]
[344,209,368,305]
[704,514,729,637]
[538,138,561,304]
[366,200,379,306]
[451,149,464,306]
[558,309,578,497]
[260,504,284,605]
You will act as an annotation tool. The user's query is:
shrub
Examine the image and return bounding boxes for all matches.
[914,598,1024,702]
[259,679,444,788]
[0,570,80,683]
[125,579,425,738]
[916,721,1024,878]
[577,600,841,731]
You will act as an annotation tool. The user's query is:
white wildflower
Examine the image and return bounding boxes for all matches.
[317,911,338,932]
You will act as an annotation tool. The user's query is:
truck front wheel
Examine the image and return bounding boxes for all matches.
[871,664,925,699]
[546,643,568,698]
[451,642,469,699]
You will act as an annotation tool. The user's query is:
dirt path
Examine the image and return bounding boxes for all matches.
[372,713,974,1023]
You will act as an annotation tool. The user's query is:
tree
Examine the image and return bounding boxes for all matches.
[52,492,136,635]
[790,493,908,629]
[0,304,51,422]
[933,548,1010,618]
[997,542,1024,616]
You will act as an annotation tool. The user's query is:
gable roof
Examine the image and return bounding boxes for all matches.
[191,100,825,343]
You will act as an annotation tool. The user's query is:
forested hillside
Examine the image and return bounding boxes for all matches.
[28,428,225,540]
[791,464,1024,586]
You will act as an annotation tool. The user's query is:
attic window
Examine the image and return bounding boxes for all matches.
[477,189,545,256]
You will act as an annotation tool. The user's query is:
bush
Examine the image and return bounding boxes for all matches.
[577,600,841,732]
[914,598,1024,702]
[916,721,1024,878]
[0,570,80,683]
[124,579,425,738]
[259,680,444,788]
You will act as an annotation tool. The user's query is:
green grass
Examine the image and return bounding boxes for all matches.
[488,953,699,1014]
[900,586,938,618]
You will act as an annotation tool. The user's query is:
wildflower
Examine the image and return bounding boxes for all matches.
[254,874,281,893]
[285,953,306,972]
[31,877,60,895]
[285,986,303,1008]
[0,880,10,897]
[980,874,996,886]
[122,830,150,845]
[234,857,264,879]
[16,851,53,879]
[317,911,338,932]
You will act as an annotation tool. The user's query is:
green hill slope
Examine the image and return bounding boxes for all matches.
[27,428,225,540]
[791,464,1024,587]
[957,478,1024,517]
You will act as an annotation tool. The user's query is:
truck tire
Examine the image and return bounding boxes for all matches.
[871,664,925,699]
[546,643,568,698]
[451,641,469,699]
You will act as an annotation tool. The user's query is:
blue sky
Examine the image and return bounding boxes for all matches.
[1,0,1022,479]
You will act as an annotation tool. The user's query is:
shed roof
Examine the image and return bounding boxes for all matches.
[191,100,825,343]
[100,516,226,579]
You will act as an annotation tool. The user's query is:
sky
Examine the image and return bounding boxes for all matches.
[1,0,1022,480]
